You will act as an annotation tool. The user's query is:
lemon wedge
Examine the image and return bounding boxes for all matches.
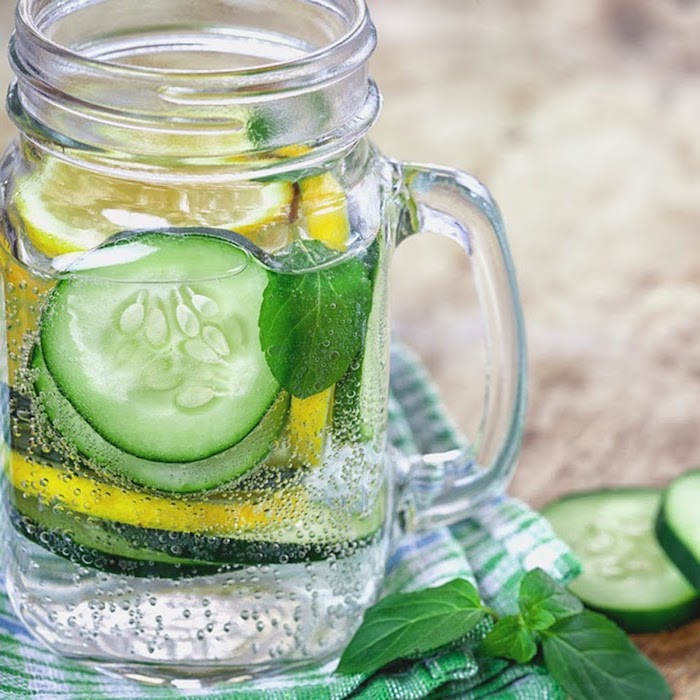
[9,157,294,258]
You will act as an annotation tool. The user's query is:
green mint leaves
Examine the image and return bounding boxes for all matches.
[479,568,582,663]
[258,240,372,398]
[337,569,672,700]
[479,615,538,663]
[518,567,583,630]
[541,612,672,700]
[337,579,485,676]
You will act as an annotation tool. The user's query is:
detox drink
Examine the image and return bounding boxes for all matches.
[0,146,392,680]
[1,0,529,686]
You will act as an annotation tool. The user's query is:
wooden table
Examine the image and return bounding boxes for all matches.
[1,0,699,694]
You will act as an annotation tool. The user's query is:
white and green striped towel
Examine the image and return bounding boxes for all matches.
[0,346,580,699]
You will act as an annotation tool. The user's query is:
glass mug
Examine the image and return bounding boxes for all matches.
[0,0,526,686]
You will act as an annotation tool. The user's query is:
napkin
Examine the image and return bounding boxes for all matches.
[0,346,580,699]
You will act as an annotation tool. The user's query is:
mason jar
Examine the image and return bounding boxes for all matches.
[0,0,526,686]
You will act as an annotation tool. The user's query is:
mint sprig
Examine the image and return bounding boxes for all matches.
[541,611,671,700]
[337,568,672,700]
[336,579,486,676]
[258,239,372,398]
[518,566,583,630]
[479,615,538,663]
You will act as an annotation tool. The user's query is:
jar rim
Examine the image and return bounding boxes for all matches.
[13,0,375,89]
[7,0,380,168]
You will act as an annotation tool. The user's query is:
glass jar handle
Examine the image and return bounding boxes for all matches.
[393,161,528,531]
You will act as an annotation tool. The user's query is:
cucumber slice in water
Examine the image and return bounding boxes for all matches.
[543,488,699,633]
[33,349,289,493]
[9,476,385,577]
[9,493,228,579]
[39,230,279,468]
[656,468,700,591]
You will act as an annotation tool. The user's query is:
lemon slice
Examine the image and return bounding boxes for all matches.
[9,157,294,258]
[7,450,302,536]
[286,171,352,466]
[300,172,351,252]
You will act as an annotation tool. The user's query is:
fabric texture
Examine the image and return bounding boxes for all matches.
[0,347,580,699]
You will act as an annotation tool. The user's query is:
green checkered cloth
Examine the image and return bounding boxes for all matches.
[0,346,580,700]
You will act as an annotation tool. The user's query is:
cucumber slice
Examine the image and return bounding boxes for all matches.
[9,483,385,577]
[543,488,700,633]
[657,468,700,590]
[8,495,233,579]
[40,230,279,466]
[33,349,289,493]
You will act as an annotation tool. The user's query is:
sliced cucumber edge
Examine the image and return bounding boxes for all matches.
[542,487,700,633]
[32,346,290,494]
[656,469,700,591]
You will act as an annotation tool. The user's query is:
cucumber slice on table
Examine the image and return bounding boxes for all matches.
[657,469,700,590]
[36,229,283,490]
[543,488,700,633]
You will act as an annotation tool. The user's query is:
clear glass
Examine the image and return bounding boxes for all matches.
[0,0,526,687]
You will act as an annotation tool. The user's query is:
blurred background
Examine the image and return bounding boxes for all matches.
[368,0,700,508]
[1,0,700,689]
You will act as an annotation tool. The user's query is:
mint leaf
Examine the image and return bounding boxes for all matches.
[479,615,538,663]
[259,240,372,398]
[541,611,671,700]
[519,568,582,631]
[337,579,485,676]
